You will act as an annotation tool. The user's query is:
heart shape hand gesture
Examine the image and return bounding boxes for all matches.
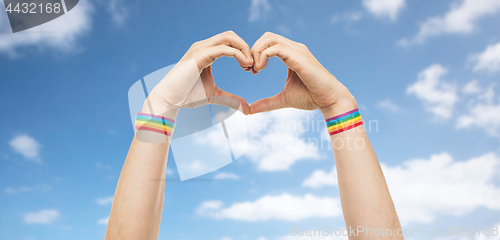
[143,31,358,119]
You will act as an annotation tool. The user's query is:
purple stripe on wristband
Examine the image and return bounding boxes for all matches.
[325,108,359,122]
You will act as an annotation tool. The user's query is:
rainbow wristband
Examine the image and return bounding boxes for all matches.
[135,113,176,137]
[325,108,363,136]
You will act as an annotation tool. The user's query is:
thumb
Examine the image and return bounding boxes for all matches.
[249,93,288,114]
[211,88,250,115]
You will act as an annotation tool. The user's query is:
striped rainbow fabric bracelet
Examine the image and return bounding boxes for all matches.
[135,113,176,137]
[325,108,363,136]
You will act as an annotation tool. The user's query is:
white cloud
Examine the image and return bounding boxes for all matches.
[248,0,271,22]
[96,196,114,206]
[196,200,224,216]
[362,0,405,21]
[197,193,342,221]
[96,162,111,169]
[248,131,316,171]
[197,109,324,172]
[471,41,500,73]
[4,184,51,194]
[407,64,457,119]
[9,134,42,163]
[245,109,324,171]
[0,0,93,56]
[400,0,500,45]
[463,79,483,94]
[387,152,500,224]
[107,0,128,26]
[276,25,291,36]
[166,167,174,176]
[330,12,363,24]
[457,103,500,135]
[181,159,208,176]
[24,209,60,224]
[97,216,109,225]
[221,237,233,240]
[302,152,500,224]
[457,85,500,136]
[376,99,400,112]
[214,172,240,180]
[5,186,32,194]
[302,167,337,189]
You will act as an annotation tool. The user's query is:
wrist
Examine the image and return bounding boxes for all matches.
[141,94,179,120]
[320,95,358,119]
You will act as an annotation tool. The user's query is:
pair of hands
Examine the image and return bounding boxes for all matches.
[146,31,357,118]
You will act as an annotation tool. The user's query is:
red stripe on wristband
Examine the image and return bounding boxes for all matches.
[134,126,173,137]
[328,120,363,136]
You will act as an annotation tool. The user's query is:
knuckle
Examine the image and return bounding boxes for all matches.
[223,30,235,37]
[273,44,284,52]
[272,45,282,53]
[298,42,308,50]
[216,45,227,53]
[191,41,201,49]
[264,31,275,37]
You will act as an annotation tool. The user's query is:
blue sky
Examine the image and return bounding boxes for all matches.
[1,0,500,239]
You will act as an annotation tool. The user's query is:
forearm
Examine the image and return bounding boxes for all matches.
[103,31,256,240]
[105,99,176,240]
[104,139,169,240]
[321,98,403,240]
[246,31,402,238]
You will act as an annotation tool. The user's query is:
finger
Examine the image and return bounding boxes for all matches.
[197,45,252,70]
[256,44,304,74]
[249,94,288,114]
[211,88,250,115]
[251,32,295,72]
[202,31,253,66]
[256,44,289,71]
[251,32,281,69]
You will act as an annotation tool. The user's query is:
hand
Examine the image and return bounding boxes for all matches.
[145,31,254,116]
[249,32,357,117]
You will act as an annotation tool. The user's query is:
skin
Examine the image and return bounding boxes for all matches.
[104,31,403,240]
[249,32,404,240]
